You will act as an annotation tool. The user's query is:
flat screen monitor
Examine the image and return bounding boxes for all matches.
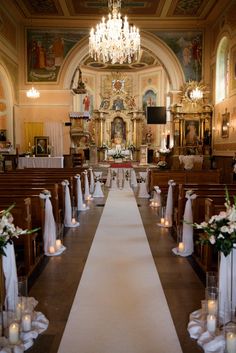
[146,106,166,124]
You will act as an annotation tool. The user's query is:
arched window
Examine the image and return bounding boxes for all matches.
[215,36,229,103]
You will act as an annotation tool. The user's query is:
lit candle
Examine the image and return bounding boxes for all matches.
[178,242,185,253]
[161,218,165,224]
[9,322,19,344]
[165,220,169,227]
[16,302,22,320]
[83,203,86,209]
[22,314,31,332]
[226,332,236,353]
[206,314,216,334]
[49,246,55,254]
[207,299,217,315]
[55,239,62,251]
[72,218,76,224]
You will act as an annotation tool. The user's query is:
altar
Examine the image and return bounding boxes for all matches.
[18,156,64,168]
[106,146,132,161]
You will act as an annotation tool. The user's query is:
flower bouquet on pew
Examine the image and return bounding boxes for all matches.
[192,189,236,257]
[0,204,40,256]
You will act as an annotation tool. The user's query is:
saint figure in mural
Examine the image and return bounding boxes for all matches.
[83,95,90,112]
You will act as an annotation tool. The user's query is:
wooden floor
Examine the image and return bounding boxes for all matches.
[28,193,205,353]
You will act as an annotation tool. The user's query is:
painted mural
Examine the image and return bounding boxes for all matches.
[27,29,88,82]
[152,31,202,81]
[142,89,157,112]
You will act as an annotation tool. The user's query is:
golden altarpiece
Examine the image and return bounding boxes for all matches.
[170,81,213,170]
[69,72,151,163]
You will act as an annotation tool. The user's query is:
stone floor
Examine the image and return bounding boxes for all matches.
[28,191,205,353]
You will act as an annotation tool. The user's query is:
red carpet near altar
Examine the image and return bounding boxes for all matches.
[109,162,133,168]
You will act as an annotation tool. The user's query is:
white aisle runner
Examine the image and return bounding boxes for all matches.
[58,189,183,353]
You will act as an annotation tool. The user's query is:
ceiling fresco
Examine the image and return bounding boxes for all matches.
[11,0,227,20]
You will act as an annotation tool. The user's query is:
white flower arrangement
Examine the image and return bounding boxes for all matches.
[0,204,38,256]
[158,148,171,155]
[193,189,236,257]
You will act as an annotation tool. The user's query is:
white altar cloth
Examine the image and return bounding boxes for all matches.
[18,156,64,168]
[57,189,182,353]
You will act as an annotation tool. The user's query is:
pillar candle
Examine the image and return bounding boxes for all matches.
[161,218,165,224]
[207,299,217,315]
[9,322,19,344]
[16,302,22,320]
[72,218,76,224]
[226,332,236,353]
[49,246,55,254]
[55,239,62,251]
[178,242,185,253]
[22,314,31,332]
[165,220,169,227]
[206,314,216,334]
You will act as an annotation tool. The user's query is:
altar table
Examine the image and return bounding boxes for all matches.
[18,156,64,169]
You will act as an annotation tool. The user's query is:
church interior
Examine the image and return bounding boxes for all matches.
[0,1,236,353]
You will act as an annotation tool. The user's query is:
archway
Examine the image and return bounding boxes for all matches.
[61,32,185,92]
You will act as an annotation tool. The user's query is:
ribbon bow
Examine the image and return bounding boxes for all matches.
[61,180,69,186]
[39,189,51,199]
[168,179,176,186]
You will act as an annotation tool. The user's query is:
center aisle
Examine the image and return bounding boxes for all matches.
[57,188,183,353]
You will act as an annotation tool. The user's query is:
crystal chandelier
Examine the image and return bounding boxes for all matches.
[26,86,40,99]
[89,0,140,64]
[190,87,203,101]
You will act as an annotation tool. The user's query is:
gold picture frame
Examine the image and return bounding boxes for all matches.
[34,136,49,156]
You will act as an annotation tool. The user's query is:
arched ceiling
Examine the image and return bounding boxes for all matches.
[81,48,160,72]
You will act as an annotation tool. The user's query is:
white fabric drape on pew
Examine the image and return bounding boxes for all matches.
[62,180,80,228]
[2,243,18,311]
[172,191,196,256]
[164,180,176,226]
[75,175,89,211]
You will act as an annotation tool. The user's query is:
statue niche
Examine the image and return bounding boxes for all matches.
[111,117,126,147]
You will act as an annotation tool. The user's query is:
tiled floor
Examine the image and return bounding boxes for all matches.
[28,193,205,353]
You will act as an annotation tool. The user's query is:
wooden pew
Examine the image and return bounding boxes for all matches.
[0,196,43,277]
[149,169,221,191]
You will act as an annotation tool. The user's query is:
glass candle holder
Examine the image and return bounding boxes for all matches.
[225,323,236,353]
[205,286,218,315]
[206,271,218,288]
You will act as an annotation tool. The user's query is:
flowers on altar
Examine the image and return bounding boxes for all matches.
[0,204,36,256]
[128,143,135,152]
[112,150,125,159]
[193,190,236,257]
[158,148,171,156]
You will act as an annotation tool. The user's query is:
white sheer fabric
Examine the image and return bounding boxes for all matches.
[43,197,56,254]
[62,181,80,227]
[44,121,63,157]
[164,180,176,226]
[39,191,66,255]
[218,249,236,321]
[75,175,89,211]
[83,171,90,200]
[130,169,138,188]
[89,168,95,194]
[93,181,104,198]
[188,308,225,353]
[172,191,196,256]
[118,169,124,189]
[2,243,18,311]
[151,186,162,207]
[105,168,111,187]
